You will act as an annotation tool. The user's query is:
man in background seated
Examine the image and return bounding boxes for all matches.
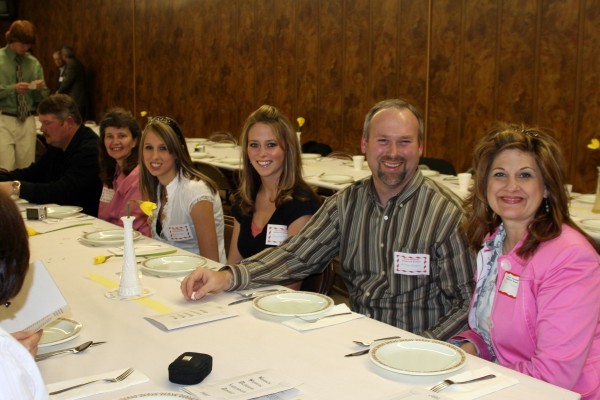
[52,50,65,93]
[0,94,102,216]
[182,98,475,340]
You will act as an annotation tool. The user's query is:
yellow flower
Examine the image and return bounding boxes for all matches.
[93,255,108,264]
[587,138,600,150]
[131,200,157,216]
[26,227,38,236]
[297,117,305,131]
[140,110,148,117]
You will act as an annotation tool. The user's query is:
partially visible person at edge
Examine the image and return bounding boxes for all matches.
[98,108,149,236]
[139,116,226,263]
[0,94,102,216]
[0,191,49,399]
[51,50,65,93]
[450,124,600,399]
[181,98,475,340]
[228,105,321,290]
[0,20,49,171]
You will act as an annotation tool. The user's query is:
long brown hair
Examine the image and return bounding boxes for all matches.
[462,123,599,258]
[237,105,316,215]
[138,116,217,202]
[0,192,30,304]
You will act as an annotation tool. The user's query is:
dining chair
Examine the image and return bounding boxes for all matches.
[325,151,353,161]
[299,261,336,295]
[208,131,237,144]
[192,162,235,206]
[223,214,235,256]
[419,157,456,175]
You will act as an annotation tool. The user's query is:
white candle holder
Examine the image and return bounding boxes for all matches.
[118,216,143,297]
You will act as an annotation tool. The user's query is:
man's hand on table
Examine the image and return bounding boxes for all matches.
[180,268,234,301]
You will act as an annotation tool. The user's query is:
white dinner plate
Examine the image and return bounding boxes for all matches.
[39,318,82,348]
[141,255,207,277]
[119,393,195,400]
[218,157,241,165]
[421,169,440,177]
[370,338,466,375]
[253,291,334,317]
[212,142,236,148]
[319,174,354,184]
[46,206,83,218]
[575,194,596,204]
[301,153,322,160]
[580,219,600,232]
[80,229,142,246]
[190,152,210,159]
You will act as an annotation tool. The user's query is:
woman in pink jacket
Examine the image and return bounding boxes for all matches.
[453,124,600,399]
[97,108,150,236]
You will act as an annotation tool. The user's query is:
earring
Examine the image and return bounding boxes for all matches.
[545,198,550,213]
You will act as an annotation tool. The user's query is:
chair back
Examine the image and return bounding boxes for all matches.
[223,214,235,256]
[209,131,237,144]
[192,162,234,205]
[419,157,456,175]
[326,151,353,161]
[300,262,336,295]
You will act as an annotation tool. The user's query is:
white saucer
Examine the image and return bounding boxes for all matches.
[39,318,82,347]
[253,291,334,317]
[46,206,83,218]
[80,229,142,246]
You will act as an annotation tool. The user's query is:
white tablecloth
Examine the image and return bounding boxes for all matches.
[23,215,580,399]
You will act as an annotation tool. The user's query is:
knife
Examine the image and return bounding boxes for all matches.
[344,349,370,357]
[228,297,256,306]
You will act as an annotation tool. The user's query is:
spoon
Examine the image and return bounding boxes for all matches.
[35,340,94,361]
[352,336,402,346]
[237,289,284,298]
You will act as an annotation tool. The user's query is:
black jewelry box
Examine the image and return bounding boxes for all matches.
[168,352,212,385]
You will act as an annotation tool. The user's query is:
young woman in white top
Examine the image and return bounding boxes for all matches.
[139,116,226,263]
[0,191,48,399]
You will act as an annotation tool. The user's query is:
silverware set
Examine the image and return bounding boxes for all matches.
[430,374,496,393]
[344,336,401,357]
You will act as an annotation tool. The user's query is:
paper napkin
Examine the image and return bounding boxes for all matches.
[427,367,518,400]
[283,303,363,331]
[47,368,149,400]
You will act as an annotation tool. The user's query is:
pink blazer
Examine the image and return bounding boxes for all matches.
[453,225,600,399]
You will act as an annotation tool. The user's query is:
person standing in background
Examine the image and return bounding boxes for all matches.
[0,20,49,171]
[52,50,65,93]
[57,45,88,120]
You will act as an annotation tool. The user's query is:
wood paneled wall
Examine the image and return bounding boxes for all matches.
[10,0,600,192]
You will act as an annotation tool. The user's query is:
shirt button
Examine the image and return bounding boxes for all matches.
[380,243,384,248]
[500,259,511,271]
[384,215,389,221]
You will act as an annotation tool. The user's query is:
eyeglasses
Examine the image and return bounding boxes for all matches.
[150,116,186,146]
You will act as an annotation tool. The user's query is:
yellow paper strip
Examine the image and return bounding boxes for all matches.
[87,272,174,314]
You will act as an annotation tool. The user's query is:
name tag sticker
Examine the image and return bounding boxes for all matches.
[394,252,430,276]
[99,187,115,203]
[499,272,520,299]
[265,224,288,246]
[168,224,194,241]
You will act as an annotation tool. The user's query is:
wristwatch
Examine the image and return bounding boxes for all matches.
[12,180,21,197]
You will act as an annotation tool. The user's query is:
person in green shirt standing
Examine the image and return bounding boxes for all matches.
[0,20,49,171]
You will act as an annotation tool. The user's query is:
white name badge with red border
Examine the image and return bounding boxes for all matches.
[499,272,520,298]
[168,224,194,241]
[265,224,288,246]
[99,187,115,203]
[394,252,430,276]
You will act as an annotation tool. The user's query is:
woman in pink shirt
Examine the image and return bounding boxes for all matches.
[97,108,149,236]
[453,124,600,399]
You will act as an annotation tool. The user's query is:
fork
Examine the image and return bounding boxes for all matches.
[296,312,352,323]
[430,374,496,393]
[49,368,135,395]
[352,336,402,346]
[237,289,283,298]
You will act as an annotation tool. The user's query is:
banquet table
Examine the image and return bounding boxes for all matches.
[22,213,581,399]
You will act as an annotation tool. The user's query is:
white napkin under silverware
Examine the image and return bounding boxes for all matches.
[283,303,362,331]
[427,367,518,400]
[47,368,149,400]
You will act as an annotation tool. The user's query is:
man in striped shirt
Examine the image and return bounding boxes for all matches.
[182,99,475,340]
